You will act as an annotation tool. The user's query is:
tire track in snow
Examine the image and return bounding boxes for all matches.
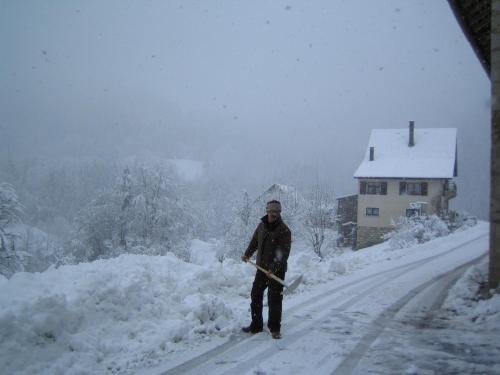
[285,233,488,318]
[331,252,487,375]
[215,255,467,375]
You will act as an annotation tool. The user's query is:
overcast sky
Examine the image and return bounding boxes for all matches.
[0,0,491,217]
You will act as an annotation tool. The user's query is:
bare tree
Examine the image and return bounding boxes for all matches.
[302,184,336,260]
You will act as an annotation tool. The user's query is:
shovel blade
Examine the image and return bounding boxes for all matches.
[284,275,303,295]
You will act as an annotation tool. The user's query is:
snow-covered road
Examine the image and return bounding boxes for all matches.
[154,232,488,375]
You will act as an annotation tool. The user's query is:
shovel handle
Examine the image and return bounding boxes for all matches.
[247,259,287,287]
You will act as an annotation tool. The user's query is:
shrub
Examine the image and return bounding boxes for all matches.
[384,214,450,249]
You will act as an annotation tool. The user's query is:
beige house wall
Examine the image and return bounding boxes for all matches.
[357,179,447,228]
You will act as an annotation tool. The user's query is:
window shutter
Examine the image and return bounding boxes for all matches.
[399,181,406,195]
[360,181,366,194]
[381,182,387,195]
[421,182,428,196]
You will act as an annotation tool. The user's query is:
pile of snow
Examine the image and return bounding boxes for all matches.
[0,252,253,374]
[444,261,500,330]
[189,239,218,265]
[287,250,346,289]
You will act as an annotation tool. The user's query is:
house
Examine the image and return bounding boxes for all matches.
[352,121,458,249]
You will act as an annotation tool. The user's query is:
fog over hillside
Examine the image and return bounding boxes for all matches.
[1,0,490,217]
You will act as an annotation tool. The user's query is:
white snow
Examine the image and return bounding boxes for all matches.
[189,239,218,266]
[0,222,498,374]
[354,128,457,178]
[444,261,500,329]
[0,252,251,374]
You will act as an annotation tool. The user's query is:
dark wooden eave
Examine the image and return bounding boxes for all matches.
[447,0,491,77]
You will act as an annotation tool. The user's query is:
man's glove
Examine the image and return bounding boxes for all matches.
[241,254,249,262]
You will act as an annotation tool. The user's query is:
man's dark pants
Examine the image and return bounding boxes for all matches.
[250,269,285,333]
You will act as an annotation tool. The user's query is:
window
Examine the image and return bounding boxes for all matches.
[360,181,387,195]
[399,182,428,196]
[406,208,421,217]
[366,207,379,216]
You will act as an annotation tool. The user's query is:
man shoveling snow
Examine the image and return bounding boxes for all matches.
[241,200,292,340]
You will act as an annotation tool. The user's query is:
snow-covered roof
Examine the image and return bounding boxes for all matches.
[354,128,457,179]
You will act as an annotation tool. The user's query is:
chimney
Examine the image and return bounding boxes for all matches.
[409,121,415,147]
[369,146,374,161]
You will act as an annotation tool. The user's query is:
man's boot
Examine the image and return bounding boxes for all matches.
[242,325,263,334]
[271,331,282,340]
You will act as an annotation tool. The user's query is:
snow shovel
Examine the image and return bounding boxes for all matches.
[247,259,303,295]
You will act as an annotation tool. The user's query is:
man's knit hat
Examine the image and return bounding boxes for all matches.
[266,200,282,212]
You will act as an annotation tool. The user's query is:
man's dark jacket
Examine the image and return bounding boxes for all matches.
[244,215,292,273]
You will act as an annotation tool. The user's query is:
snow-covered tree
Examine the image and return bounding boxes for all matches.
[237,190,252,227]
[0,183,24,237]
[190,176,237,240]
[301,185,336,260]
[221,191,257,262]
[444,210,478,232]
[0,183,25,276]
[72,164,197,262]
[117,167,134,248]
[73,194,118,261]
[384,214,450,249]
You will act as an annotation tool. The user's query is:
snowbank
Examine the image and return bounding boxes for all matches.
[0,253,253,374]
[444,260,500,330]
